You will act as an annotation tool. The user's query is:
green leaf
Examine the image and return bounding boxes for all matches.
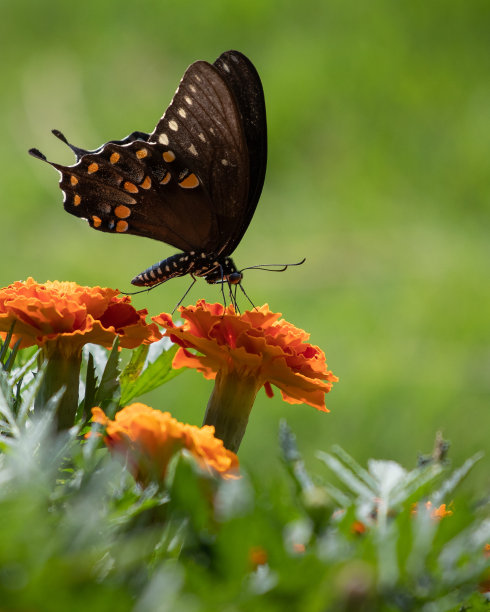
[0,321,15,366]
[3,338,21,372]
[80,352,97,423]
[120,340,183,405]
[83,343,110,378]
[94,337,121,414]
[0,367,17,438]
[16,360,47,423]
[8,347,40,387]
[432,452,484,505]
[331,445,378,491]
[121,344,149,384]
[166,450,215,535]
[317,450,374,500]
[279,419,314,492]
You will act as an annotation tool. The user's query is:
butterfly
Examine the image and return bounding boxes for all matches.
[29,51,267,287]
[30,51,302,304]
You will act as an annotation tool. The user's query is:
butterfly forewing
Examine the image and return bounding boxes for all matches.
[213,51,267,255]
[149,60,250,255]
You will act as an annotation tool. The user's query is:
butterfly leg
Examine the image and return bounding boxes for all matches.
[237,282,257,311]
[228,278,240,313]
[172,276,197,315]
[216,265,229,311]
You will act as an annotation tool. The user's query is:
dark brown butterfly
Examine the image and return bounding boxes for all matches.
[29,51,267,295]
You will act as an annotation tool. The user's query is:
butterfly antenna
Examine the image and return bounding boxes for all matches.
[51,129,89,160]
[239,257,306,274]
[172,277,197,315]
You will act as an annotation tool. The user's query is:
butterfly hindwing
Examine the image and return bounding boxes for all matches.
[58,138,217,251]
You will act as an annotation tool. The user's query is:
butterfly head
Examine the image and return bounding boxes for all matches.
[203,257,242,285]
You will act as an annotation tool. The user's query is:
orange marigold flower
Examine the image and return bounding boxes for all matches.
[0,278,160,353]
[91,403,239,485]
[249,546,268,568]
[153,300,338,412]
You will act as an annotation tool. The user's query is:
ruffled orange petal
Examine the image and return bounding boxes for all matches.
[154,300,337,412]
[0,278,160,351]
[92,404,239,483]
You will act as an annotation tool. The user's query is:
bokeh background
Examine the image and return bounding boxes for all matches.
[2,1,489,487]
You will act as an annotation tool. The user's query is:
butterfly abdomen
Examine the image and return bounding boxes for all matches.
[131,252,241,287]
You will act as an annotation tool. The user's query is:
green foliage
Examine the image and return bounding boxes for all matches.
[120,339,183,406]
[0,345,488,611]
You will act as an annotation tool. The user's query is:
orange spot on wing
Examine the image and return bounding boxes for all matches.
[114,205,131,219]
[110,152,120,164]
[141,176,152,190]
[70,175,78,186]
[92,216,102,227]
[116,220,129,233]
[124,182,138,193]
[179,173,199,189]
[87,162,99,174]
[74,194,81,206]
[163,151,176,162]
[160,172,171,185]
[136,148,148,159]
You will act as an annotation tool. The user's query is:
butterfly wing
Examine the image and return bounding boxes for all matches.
[57,137,219,251]
[33,52,266,258]
[213,50,267,256]
[148,58,250,255]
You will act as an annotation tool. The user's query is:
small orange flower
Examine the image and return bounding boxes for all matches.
[0,278,160,354]
[153,300,338,411]
[411,501,454,520]
[292,542,306,554]
[351,520,368,535]
[249,546,268,568]
[480,546,490,594]
[429,503,453,520]
[91,403,239,484]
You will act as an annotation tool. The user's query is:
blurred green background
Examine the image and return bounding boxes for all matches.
[2,1,489,486]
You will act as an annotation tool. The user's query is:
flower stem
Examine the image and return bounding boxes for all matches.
[35,345,82,430]
[203,369,259,453]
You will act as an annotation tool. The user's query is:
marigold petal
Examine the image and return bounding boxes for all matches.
[0,278,160,351]
[154,300,337,411]
[91,407,110,426]
[172,348,217,379]
[92,403,239,484]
